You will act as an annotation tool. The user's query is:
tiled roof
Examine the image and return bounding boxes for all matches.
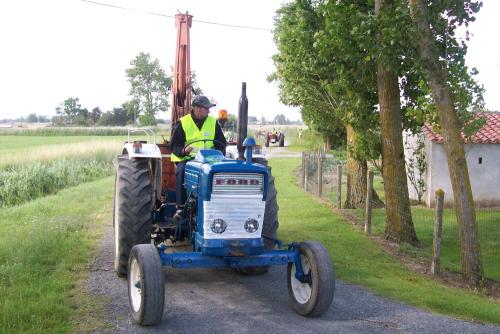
[422,112,500,144]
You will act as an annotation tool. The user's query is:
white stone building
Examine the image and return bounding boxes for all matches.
[404,112,500,207]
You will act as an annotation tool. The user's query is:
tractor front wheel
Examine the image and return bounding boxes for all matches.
[128,244,165,325]
[114,155,154,277]
[287,241,335,317]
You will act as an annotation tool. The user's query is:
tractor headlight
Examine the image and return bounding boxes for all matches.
[210,219,227,233]
[244,218,259,233]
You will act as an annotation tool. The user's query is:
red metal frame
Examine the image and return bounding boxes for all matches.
[171,13,193,134]
[161,12,193,192]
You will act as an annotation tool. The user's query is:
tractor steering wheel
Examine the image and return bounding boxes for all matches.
[182,139,226,155]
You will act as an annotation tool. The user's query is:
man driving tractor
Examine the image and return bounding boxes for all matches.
[170,95,227,218]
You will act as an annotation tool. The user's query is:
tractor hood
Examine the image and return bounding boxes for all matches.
[185,149,269,201]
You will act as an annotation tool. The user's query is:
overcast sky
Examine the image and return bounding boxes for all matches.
[0,0,498,122]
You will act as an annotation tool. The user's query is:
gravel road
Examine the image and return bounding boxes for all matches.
[85,147,499,333]
[86,227,499,334]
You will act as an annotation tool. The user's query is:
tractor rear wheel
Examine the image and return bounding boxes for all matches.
[279,134,285,147]
[235,162,279,275]
[114,155,154,277]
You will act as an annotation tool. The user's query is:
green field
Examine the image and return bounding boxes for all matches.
[0,135,127,154]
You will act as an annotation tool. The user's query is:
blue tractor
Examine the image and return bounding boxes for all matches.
[113,85,335,326]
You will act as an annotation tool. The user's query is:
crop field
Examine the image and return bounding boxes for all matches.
[0,125,168,137]
[0,136,124,208]
[0,135,123,154]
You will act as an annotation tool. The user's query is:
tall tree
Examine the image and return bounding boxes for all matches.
[55,97,88,125]
[122,99,140,125]
[273,114,290,125]
[89,107,102,125]
[26,113,38,123]
[408,0,483,286]
[98,107,133,126]
[344,126,384,208]
[126,52,172,124]
[271,0,382,208]
[375,0,419,245]
[319,0,387,208]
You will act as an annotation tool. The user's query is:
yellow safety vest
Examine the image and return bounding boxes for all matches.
[171,114,216,162]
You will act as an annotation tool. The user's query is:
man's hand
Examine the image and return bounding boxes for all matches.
[183,146,193,155]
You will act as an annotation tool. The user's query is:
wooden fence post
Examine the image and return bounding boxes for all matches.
[317,152,323,197]
[431,189,444,276]
[336,164,342,209]
[365,170,374,234]
[304,152,309,192]
[301,152,306,188]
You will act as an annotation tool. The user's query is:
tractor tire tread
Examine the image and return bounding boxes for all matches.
[114,155,153,277]
[287,241,335,317]
[128,244,165,325]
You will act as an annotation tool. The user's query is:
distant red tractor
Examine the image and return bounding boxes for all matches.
[265,129,285,147]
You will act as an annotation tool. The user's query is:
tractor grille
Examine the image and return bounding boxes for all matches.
[212,173,264,195]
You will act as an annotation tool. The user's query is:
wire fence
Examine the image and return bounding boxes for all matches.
[301,150,346,206]
[299,150,500,282]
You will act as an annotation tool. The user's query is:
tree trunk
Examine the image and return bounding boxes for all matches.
[345,125,384,209]
[409,0,483,287]
[325,136,331,151]
[375,0,419,246]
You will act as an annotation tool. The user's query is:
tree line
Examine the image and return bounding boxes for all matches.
[271,0,484,287]
[51,52,171,126]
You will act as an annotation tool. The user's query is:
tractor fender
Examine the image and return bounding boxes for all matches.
[122,143,162,159]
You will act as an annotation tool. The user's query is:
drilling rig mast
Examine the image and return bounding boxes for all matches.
[170,12,193,136]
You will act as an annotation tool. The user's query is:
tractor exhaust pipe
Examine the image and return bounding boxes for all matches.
[236,82,248,160]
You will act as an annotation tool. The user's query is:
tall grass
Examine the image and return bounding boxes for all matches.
[0,125,170,136]
[0,127,130,136]
[0,140,122,170]
[0,155,115,207]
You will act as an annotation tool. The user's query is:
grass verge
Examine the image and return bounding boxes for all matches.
[351,207,500,282]
[271,157,500,325]
[0,177,114,333]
